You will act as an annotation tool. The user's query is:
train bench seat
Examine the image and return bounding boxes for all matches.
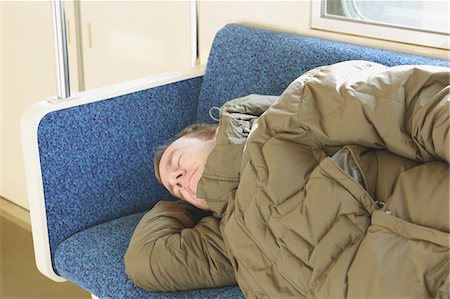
[22,24,449,298]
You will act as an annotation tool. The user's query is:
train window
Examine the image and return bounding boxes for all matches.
[311,0,449,49]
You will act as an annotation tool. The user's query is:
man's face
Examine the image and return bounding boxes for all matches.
[159,136,216,210]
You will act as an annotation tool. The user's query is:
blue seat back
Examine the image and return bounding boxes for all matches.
[197,24,449,123]
[38,78,202,264]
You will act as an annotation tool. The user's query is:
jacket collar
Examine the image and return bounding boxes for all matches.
[196,112,248,218]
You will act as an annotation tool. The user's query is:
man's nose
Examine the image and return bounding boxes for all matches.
[170,169,186,187]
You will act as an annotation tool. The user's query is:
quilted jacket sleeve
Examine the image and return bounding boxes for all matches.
[264,61,449,163]
[124,200,236,291]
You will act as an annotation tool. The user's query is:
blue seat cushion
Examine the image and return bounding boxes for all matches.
[54,212,243,298]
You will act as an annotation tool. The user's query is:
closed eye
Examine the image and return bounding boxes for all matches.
[177,154,183,167]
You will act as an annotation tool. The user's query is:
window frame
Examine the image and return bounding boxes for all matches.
[311,0,449,50]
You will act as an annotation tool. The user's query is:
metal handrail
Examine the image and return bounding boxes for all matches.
[51,0,71,99]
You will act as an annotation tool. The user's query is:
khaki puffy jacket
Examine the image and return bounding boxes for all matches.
[125,61,450,298]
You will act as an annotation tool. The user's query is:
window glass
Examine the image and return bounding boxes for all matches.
[311,0,449,49]
[324,0,449,34]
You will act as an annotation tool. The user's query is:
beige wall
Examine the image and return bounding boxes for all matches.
[198,1,449,64]
[78,1,191,90]
[0,2,3,197]
[1,1,56,209]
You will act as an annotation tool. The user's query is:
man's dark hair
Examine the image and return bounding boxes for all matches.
[154,123,218,183]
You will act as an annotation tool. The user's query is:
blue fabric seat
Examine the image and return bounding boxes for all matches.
[30,24,449,298]
[54,212,243,298]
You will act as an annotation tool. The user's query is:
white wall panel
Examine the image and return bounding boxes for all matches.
[79,1,192,90]
[1,1,56,209]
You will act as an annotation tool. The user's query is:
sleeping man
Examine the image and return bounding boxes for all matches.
[125,60,450,298]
